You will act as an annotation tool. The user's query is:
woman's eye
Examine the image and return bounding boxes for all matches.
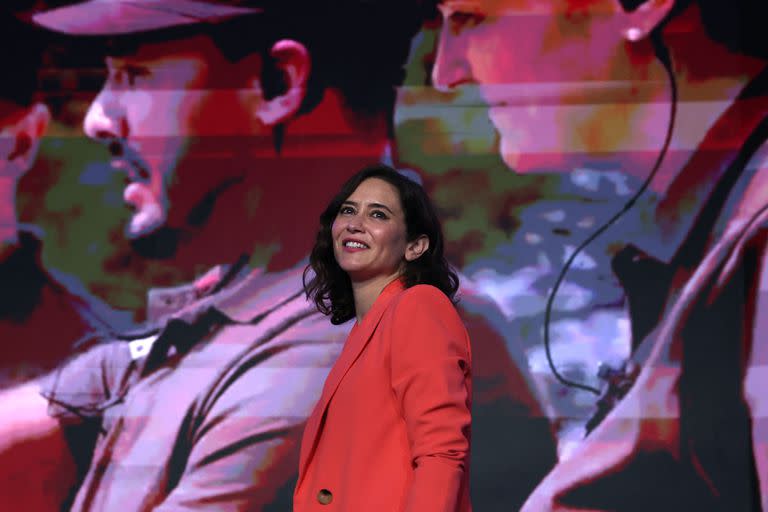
[371,210,388,220]
[339,206,355,215]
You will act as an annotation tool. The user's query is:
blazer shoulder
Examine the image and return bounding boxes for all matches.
[387,285,470,360]
[396,284,453,308]
[390,284,462,326]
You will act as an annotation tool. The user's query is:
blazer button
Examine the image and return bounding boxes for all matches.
[317,489,333,505]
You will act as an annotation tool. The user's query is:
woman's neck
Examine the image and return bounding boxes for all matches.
[351,273,401,323]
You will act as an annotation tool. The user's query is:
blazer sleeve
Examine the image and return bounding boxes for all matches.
[390,285,472,512]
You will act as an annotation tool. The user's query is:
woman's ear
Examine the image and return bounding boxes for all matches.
[615,0,675,42]
[253,39,311,126]
[404,235,430,262]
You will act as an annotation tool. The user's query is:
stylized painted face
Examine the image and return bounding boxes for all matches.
[0,102,46,177]
[83,34,266,239]
[0,106,21,177]
[0,102,49,236]
[432,0,652,174]
[332,178,412,283]
[0,106,25,239]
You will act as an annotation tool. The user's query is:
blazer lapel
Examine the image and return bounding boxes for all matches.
[298,279,405,479]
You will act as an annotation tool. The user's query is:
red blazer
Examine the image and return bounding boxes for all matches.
[294,280,472,511]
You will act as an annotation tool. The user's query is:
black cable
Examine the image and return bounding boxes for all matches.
[542,32,678,395]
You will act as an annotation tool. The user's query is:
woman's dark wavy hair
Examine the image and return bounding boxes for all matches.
[303,164,459,325]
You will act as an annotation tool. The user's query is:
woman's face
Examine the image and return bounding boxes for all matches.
[331,178,410,283]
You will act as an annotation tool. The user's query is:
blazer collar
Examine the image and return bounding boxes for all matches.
[298,278,405,479]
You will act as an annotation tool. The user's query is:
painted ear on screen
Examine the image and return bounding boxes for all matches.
[252,39,311,127]
[2,102,50,176]
[616,0,675,42]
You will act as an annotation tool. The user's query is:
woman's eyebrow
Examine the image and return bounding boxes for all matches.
[368,202,395,214]
[342,200,395,214]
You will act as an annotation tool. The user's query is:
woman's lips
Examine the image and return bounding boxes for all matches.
[341,239,370,252]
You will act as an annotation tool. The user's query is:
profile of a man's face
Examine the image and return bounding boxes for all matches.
[32,0,426,268]
[432,0,668,174]
[84,32,272,240]
[0,106,25,176]
[0,20,50,196]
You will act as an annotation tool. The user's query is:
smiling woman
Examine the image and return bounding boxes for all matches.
[304,164,460,324]
[298,164,471,511]
[331,177,429,319]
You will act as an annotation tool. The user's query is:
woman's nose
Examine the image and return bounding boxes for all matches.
[345,217,364,232]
